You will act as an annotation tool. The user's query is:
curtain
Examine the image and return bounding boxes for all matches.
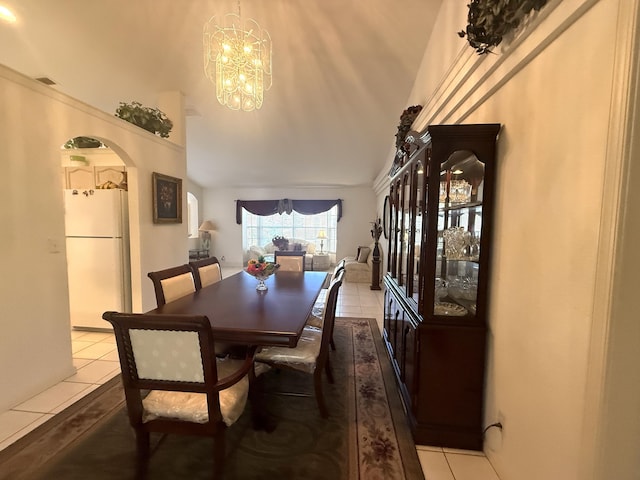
[236,199,342,224]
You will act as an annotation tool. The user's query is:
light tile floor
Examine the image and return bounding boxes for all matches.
[0,268,500,480]
[0,329,119,451]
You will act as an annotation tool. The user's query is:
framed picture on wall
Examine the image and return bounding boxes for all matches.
[152,172,182,224]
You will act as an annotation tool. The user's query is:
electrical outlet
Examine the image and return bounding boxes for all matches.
[486,410,505,452]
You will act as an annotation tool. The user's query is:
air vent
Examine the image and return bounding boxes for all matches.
[35,77,56,85]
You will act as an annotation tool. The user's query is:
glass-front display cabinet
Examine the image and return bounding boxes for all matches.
[383,123,500,450]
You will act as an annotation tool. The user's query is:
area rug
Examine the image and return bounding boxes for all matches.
[0,317,423,480]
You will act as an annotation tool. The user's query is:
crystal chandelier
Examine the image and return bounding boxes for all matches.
[203,3,272,112]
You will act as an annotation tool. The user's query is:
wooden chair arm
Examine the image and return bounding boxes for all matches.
[213,345,257,391]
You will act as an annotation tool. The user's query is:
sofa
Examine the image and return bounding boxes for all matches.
[340,243,382,283]
[245,238,316,270]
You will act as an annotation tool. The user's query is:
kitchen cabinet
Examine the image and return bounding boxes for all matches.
[63,166,126,190]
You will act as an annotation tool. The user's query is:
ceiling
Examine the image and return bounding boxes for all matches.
[0,0,442,188]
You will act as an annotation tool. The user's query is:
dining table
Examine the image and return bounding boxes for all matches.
[146,270,328,348]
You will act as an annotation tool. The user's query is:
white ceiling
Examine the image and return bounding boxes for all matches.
[0,0,442,188]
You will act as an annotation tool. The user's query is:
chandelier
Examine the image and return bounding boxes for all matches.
[203,3,272,112]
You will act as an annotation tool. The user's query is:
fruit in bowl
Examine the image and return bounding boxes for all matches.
[246,256,279,290]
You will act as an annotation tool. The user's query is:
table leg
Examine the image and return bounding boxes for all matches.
[249,364,277,432]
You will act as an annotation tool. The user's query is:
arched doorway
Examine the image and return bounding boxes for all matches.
[61,136,133,331]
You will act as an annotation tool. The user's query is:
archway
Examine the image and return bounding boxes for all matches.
[60,135,141,331]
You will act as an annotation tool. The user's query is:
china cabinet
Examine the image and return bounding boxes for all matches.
[383,123,500,450]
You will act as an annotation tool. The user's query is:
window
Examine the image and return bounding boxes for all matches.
[242,206,338,252]
[187,192,199,238]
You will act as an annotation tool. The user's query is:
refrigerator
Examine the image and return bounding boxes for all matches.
[64,189,132,330]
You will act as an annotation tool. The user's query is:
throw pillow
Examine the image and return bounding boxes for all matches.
[357,247,371,263]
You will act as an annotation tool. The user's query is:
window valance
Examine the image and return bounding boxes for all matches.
[236,199,342,224]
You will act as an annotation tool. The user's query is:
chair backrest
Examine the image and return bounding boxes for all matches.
[101,312,224,424]
[331,259,346,280]
[275,251,305,272]
[147,264,196,306]
[319,269,344,354]
[189,256,222,290]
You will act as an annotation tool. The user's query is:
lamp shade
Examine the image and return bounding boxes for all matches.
[317,230,327,239]
[199,220,216,232]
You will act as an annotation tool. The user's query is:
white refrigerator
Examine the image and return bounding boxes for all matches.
[64,189,132,330]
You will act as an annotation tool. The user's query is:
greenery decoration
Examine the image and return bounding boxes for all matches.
[458,0,548,55]
[114,101,173,138]
[395,105,423,152]
[63,136,103,149]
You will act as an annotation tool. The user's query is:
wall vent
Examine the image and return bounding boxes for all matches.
[35,77,56,85]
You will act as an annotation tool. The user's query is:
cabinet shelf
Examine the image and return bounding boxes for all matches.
[438,200,483,211]
[383,123,500,451]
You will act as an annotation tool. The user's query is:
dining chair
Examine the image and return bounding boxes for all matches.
[254,269,344,418]
[147,264,195,306]
[101,311,257,477]
[274,251,305,272]
[148,263,247,359]
[308,261,346,350]
[189,256,222,290]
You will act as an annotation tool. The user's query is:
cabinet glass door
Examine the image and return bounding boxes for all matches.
[388,183,398,279]
[410,159,426,305]
[390,179,402,283]
[397,172,411,288]
[434,150,484,318]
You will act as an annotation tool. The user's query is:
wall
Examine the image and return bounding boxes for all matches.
[186,179,204,250]
[374,0,638,478]
[201,186,377,267]
[0,65,187,411]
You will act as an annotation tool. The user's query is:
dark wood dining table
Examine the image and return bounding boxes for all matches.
[147,270,328,348]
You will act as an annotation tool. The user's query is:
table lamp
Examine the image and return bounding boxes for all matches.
[199,220,216,251]
[317,230,327,254]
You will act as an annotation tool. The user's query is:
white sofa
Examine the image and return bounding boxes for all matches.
[245,238,316,270]
[340,243,382,283]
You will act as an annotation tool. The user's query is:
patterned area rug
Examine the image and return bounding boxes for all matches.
[0,317,423,480]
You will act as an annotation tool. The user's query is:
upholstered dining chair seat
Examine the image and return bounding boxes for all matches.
[142,356,250,426]
[255,326,322,375]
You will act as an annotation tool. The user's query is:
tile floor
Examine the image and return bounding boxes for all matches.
[0,268,500,480]
[0,329,120,452]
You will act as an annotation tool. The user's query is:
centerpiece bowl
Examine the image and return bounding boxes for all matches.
[245,257,280,291]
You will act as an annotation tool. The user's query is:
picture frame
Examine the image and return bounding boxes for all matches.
[152,172,182,224]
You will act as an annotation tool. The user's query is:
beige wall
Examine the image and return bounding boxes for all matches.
[186,179,204,251]
[374,0,639,478]
[201,186,377,267]
[0,65,187,411]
